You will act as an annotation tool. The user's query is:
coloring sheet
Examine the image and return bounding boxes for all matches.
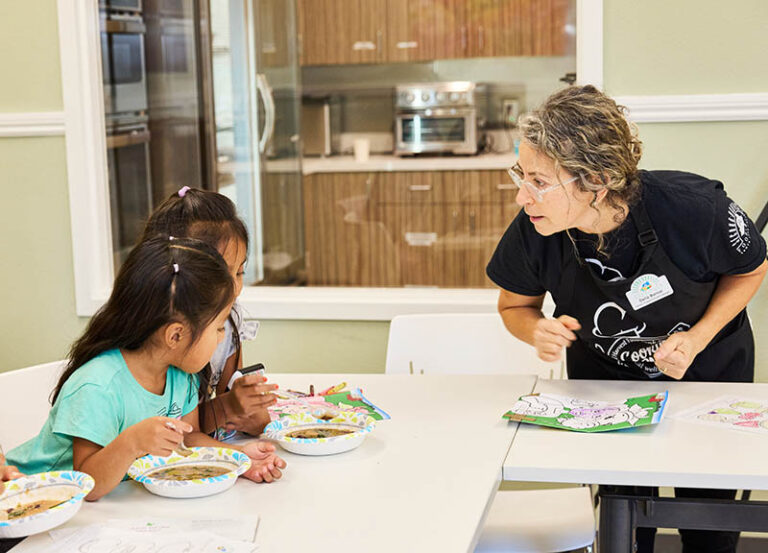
[50,518,258,543]
[673,396,768,435]
[269,387,390,421]
[503,391,668,432]
[53,526,257,553]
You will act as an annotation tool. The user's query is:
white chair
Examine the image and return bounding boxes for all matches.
[386,313,563,379]
[0,360,65,451]
[386,314,595,553]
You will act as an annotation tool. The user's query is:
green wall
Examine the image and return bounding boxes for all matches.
[0,0,63,111]
[1,0,767,379]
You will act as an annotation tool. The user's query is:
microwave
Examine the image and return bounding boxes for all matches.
[394,82,477,156]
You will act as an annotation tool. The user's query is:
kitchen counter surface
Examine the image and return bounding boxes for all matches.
[265,152,518,174]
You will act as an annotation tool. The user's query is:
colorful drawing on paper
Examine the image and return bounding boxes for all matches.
[673,396,768,435]
[502,391,668,432]
[269,386,390,421]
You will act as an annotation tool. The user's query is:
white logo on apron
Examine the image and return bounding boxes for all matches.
[591,301,689,377]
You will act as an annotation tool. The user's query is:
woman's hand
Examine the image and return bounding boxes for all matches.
[532,315,581,362]
[240,441,286,483]
[223,375,278,419]
[125,417,192,458]
[654,331,704,380]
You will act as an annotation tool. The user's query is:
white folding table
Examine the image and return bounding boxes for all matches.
[11,373,536,553]
[502,379,768,552]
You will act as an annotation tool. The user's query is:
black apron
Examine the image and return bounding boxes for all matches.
[552,199,754,383]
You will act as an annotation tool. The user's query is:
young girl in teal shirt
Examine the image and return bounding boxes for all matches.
[7,236,285,500]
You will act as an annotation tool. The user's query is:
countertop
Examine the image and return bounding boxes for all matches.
[264,152,518,174]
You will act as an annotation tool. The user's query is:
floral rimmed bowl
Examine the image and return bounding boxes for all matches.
[0,471,94,538]
[127,447,250,499]
[265,411,375,456]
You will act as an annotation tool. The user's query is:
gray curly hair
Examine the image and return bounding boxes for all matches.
[518,85,643,252]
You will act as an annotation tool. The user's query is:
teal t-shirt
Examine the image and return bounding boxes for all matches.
[7,349,199,475]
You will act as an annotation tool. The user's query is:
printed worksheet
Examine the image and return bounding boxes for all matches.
[674,396,768,435]
[54,526,257,553]
[503,391,668,432]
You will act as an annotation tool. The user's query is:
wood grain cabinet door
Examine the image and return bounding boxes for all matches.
[386,0,440,63]
[327,0,387,64]
[303,172,400,286]
[297,0,329,66]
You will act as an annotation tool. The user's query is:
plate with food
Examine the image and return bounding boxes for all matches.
[0,471,94,538]
[264,411,375,456]
[127,447,250,499]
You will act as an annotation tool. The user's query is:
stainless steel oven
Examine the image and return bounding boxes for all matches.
[395,82,477,155]
[106,123,152,267]
[103,0,142,14]
[103,15,148,120]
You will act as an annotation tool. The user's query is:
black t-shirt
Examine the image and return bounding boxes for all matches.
[486,170,767,295]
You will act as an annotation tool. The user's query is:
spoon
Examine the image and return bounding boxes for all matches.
[164,422,193,457]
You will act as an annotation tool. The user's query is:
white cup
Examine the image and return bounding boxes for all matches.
[353,138,370,162]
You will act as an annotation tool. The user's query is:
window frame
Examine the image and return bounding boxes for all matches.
[59,0,603,319]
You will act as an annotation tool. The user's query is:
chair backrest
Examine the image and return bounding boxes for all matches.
[0,360,66,450]
[385,313,563,379]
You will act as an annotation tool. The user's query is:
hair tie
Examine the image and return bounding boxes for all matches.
[178,186,191,198]
[173,263,180,274]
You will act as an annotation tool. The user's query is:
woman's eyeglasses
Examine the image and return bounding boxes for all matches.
[507,163,579,202]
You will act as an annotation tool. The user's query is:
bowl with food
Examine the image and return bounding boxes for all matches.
[265,411,375,456]
[0,471,95,538]
[127,447,250,499]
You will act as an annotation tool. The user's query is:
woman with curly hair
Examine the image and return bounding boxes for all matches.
[487,85,767,553]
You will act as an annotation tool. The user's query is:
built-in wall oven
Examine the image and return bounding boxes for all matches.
[103,15,148,121]
[106,123,152,265]
[102,0,142,14]
[395,82,477,156]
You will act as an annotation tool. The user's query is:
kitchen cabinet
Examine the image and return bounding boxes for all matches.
[297,0,570,66]
[303,169,520,288]
[261,170,306,284]
[298,0,386,65]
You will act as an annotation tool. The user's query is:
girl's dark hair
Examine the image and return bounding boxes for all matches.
[139,188,249,255]
[52,236,235,404]
[139,188,250,429]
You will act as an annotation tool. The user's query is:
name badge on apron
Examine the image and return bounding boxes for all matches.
[625,273,674,311]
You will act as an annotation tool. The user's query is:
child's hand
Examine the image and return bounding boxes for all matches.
[240,440,286,483]
[126,417,193,458]
[1,452,24,492]
[222,407,273,436]
[225,375,278,419]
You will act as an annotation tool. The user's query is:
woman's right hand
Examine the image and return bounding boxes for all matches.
[125,417,192,458]
[532,315,581,362]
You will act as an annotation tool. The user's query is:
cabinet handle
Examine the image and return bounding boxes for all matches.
[478,26,485,52]
[405,232,437,247]
[496,183,516,190]
[376,29,383,57]
[396,41,418,49]
[408,184,432,192]
[460,25,467,52]
[353,41,376,51]
[469,211,476,234]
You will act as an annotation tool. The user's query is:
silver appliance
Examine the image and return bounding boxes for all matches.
[103,14,148,123]
[106,123,152,266]
[395,82,477,156]
[103,0,142,14]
